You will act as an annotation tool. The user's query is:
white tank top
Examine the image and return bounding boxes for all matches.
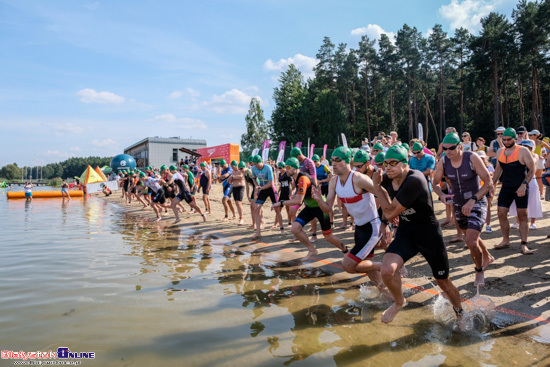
[335,171,378,226]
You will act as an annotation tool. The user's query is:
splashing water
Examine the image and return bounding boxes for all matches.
[358,283,381,302]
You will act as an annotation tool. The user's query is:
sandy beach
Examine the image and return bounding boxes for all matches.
[93,183,550,332]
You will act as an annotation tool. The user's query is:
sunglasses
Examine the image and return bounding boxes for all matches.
[383,160,406,167]
[354,162,366,169]
[496,133,503,136]
[412,151,422,155]
[502,137,513,142]
[442,144,459,151]
[331,157,344,163]
[375,163,384,167]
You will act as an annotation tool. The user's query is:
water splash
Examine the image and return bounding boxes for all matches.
[358,283,380,302]
[432,290,496,333]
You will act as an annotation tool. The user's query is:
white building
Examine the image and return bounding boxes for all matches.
[124,136,206,169]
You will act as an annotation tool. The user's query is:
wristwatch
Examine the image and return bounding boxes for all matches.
[522,180,528,185]
[471,195,478,202]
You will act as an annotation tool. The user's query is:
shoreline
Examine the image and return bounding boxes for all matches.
[90,186,550,334]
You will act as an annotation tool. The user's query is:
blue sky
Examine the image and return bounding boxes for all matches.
[0,0,519,167]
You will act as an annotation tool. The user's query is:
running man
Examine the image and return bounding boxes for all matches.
[218,159,236,221]
[372,145,464,324]
[273,157,347,262]
[433,133,494,286]
[312,147,384,288]
[250,155,283,241]
[277,161,294,227]
[168,165,206,224]
[492,128,537,254]
[198,162,212,214]
[139,172,168,221]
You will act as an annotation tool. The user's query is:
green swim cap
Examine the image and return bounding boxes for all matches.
[412,142,423,152]
[331,146,352,163]
[238,161,246,168]
[160,164,167,171]
[219,159,227,166]
[285,157,300,169]
[182,165,189,170]
[311,154,320,162]
[252,155,262,163]
[277,161,285,168]
[230,160,238,166]
[248,155,254,163]
[128,170,135,175]
[374,152,386,164]
[354,149,370,163]
[385,146,409,165]
[169,165,177,171]
[139,172,146,178]
[442,133,460,145]
[290,147,302,158]
[373,143,384,150]
[401,143,409,151]
[200,162,206,167]
[503,128,517,139]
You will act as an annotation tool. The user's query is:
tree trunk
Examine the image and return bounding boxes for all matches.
[518,77,525,126]
[492,53,500,131]
[407,74,413,141]
[532,65,540,130]
[364,73,371,140]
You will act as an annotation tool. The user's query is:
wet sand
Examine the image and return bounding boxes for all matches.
[92,184,550,333]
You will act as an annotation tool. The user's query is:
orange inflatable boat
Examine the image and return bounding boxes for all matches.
[7,191,84,199]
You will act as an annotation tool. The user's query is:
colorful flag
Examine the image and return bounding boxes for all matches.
[323,144,327,158]
[277,141,286,163]
[261,140,271,162]
[295,142,302,148]
[309,144,315,159]
[341,133,348,148]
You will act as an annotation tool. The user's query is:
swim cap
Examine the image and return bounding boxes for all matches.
[503,128,516,139]
[285,157,300,169]
[183,165,189,170]
[200,162,206,167]
[248,155,254,163]
[290,147,302,158]
[385,146,409,165]
[252,155,262,163]
[169,165,177,171]
[331,146,352,163]
[277,162,285,168]
[412,142,423,152]
[238,161,246,168]
[442,133,460,145]
[160,164,167,171]
[374,152,386,164]
[311,154,320,162]
[139,172,146,178]
[230,160,238,166]
[373,143,384,151]
[128,170,135,175]
[401,143,409,151]
[353,149,370,163]
[219,159,227,166]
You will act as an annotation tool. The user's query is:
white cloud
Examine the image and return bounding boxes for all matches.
[152,114,207,129]
[350,24,396,43]
[168,87,201,100]
[202,89,265,115]
[439,0,501,33]
[92,138,117,147]
[44,150,74,159]
[70,146,81,152]
[76,88,125,104]
[47,122,85,135]
[264,54,318,79]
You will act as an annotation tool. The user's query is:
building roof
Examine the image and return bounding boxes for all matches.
[124,136,207,151]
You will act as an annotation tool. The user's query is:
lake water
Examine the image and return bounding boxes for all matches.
[0,187,548,366]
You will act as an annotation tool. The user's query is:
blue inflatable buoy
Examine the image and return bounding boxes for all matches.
[110,154,136,173]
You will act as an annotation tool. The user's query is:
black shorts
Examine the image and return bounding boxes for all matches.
[386,226,449,280]
[176,190,193,204]
[279,188,290,201]
[152,188,166,205]
[232,186,245,202]
[164,185,176,199]
[295,205,332,235]
[201,184,210,195]
[321,185,329,197]
[454,200,487,232]
[498,184,529,209]
[348,218,381,262]
[256,187,278,205]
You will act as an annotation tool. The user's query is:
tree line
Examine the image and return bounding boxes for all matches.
[242,1,550,151]
[0,156,112,181]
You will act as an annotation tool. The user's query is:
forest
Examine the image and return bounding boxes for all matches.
[243,1,550,151]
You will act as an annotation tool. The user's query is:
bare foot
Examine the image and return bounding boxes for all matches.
[381,300,407,324]
[521,245,534,255]
[173,218,181,224]
[289,237,299,243]
[202,214,207,222]
[310,235,317,243]
[222,217,229,221]
[247,224,255,230]
[239,219,244,225]
[155,216,162,222]
[474,271,485,287]
[449,237,463,243]
[336,224,348,230]
[250,234,262,241]
[494,241,510,249]
[440,220,451,227]
[232,216,237,220]
[301,248,318,262]
[346,225,354,232]
[482,254,495,270]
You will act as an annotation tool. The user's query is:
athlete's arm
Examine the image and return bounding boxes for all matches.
[431,159,450,204]
[492,149,503,185]
[519,147,536,185]
[471,152,493,199]
[371,170,407,221]
[313,176,337,214]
